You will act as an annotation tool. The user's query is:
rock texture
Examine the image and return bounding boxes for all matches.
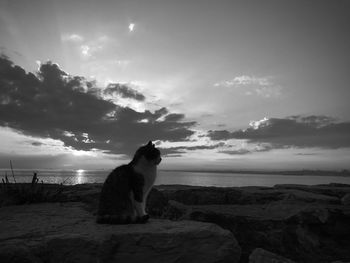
[1,182,350,263]
[157,184,350,263]
[342,193,350,205]
[249,248,296,263]
[0,202,241,263]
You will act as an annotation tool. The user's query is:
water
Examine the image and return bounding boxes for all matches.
[1,169,350,187]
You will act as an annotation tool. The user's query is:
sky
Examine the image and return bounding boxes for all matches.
[0,0,350,171]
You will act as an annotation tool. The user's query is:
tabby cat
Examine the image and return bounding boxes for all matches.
[96,141,161,224]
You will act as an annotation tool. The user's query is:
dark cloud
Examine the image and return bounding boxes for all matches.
[0,55,196,157]
[218,144,273,155]
[295,153,318,156]
[164,113,185,122]
[160,142,226,156]
[218,149,251,155]
[31,141,43,146]
[208,116,350,149]
[104,83,146,101]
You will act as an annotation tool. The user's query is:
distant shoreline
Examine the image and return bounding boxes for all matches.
[1,168,350,177]
[160,169,350,177]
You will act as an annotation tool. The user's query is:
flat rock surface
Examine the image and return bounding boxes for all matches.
[0,202,240,263]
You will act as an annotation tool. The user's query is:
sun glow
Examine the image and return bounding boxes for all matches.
[129,23,135,32]
[75,169,85,184]
[76,169,85,174]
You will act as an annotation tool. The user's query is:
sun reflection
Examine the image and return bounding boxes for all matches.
[75,169,85,184]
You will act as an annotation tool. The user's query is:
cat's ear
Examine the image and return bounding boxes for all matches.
[147,141,152,147]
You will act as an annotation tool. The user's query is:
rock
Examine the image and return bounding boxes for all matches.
[341,193,350,205]
[0,202,241,263]
[161,185,342,206]
[249,248,296,263]
[181,204,288,262]
[280,189,340,204]
[3,183,349,263]
[237,187,286,205]
[162,200,191,220]
[275,184,350,199]
[175,202,350,263]
[161,187,231,205]
[0,245,42,263]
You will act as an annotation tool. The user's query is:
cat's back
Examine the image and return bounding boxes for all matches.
[101,164,131,192]
[98,164,132,215]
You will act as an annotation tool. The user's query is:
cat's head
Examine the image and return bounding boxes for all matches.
[130,141,162,166]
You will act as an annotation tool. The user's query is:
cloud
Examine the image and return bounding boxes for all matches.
[295,153,318,156]
[218,144,273,155]
[0,54,196,157]
[159,142,226,156]
[112,60,130,67]
[218,149,251,155]
[164,113,185,122]
[78,36,110,58]
[31,141,43,146]
[214,75,282,98]
[214,75,270,87]
[208,115,350,149]
[80,45,91,57]
[61,33,84,42]
[104,83,146,101]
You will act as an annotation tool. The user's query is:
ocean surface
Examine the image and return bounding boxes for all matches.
[1,169,350,187]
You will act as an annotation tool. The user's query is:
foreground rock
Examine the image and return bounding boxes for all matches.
[0,202,241,263]
[1,182,349,263]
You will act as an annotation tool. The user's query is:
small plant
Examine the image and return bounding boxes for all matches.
[0,162,65,207]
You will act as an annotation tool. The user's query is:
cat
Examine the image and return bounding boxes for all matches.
[96,141,161,224]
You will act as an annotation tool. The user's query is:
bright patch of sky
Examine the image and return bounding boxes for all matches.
[128,23,135,32]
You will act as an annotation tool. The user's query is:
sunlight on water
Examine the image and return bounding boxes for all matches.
[75,169,85,184]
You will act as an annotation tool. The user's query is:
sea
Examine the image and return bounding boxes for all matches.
[1,169,350,187]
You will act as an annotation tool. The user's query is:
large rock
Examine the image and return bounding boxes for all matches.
[0,202,241,263]
[174,202,350,263]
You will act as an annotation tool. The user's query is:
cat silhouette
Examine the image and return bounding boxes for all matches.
[96,141,161,224]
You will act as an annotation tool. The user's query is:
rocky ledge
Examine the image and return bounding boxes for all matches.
[156,184,350,263]
[1,182,349,263]
[0,202,240,263]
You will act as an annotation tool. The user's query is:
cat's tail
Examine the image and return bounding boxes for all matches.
[96,214,149,224]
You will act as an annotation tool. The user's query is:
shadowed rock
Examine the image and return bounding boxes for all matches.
[249,248,296,263]
[0,202,241,263]
[341,193,350,205]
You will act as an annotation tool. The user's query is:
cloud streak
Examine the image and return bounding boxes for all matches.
[61,33,84,43]
[214,75,282,98]
[159,142,226,155]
